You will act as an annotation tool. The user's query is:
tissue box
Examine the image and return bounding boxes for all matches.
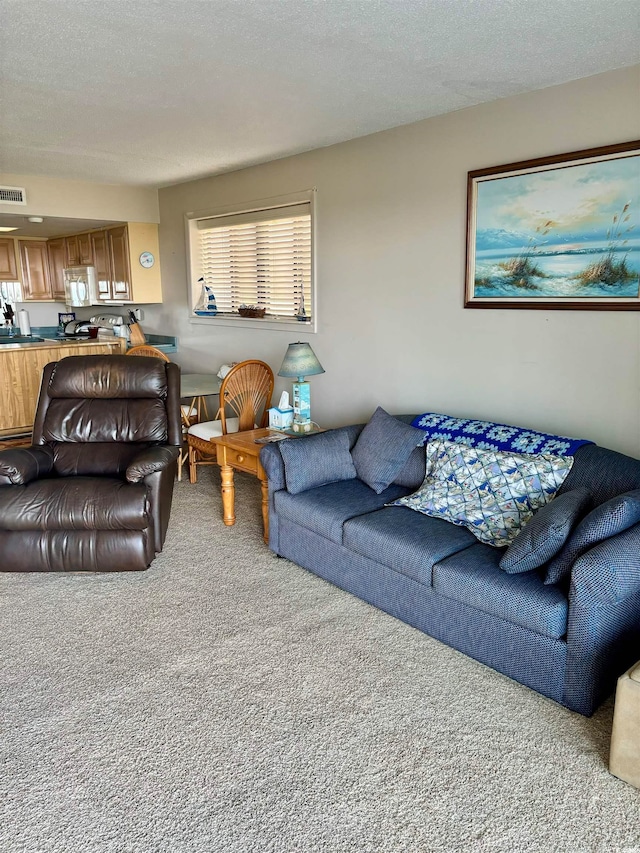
[268,406,294,430]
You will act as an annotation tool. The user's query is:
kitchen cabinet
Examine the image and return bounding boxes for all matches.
[46,237,68,301]
[0,337,125,437]
[92,222,161,304]
[19,241,53,301]
[107,225,132,301]
[20,222,161,304]
[0,238,19,282]
[91,230,111,301]
[66,232,93,266]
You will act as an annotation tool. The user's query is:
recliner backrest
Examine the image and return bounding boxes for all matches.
[32,355,182,476]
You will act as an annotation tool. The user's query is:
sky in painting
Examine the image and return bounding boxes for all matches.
[475,153,639,250]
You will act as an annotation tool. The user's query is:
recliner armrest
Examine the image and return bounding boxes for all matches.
[0,446,54,485]
[126,446,180,483]
[570,523,640,607]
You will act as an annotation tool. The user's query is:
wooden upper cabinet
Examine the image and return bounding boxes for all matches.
[20,241,53,300]
[21,222,162,303]
[47,237,67,301]
[91,230,113,301]
[65,234,80,266]
[0,238,19,281]
[77,232,93,265]
[107,225,132,300]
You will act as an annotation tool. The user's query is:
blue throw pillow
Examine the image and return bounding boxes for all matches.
[279,430,357,495]
[499,488,591,574]
[544,489,640,585]
[351,406,425,494]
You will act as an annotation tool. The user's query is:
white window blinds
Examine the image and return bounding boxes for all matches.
[195,202,312,321]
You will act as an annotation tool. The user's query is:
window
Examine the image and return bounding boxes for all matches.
[187,193,314,327]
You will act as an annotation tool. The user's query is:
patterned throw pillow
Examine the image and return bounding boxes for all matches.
[544,489,640,585]
[389,439,574,547]
[499,488,591,574]
[351,406,425,494]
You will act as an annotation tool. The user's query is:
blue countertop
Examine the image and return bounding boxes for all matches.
[31,327,177,354]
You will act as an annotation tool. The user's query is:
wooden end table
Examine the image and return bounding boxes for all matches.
[210,428,273,544]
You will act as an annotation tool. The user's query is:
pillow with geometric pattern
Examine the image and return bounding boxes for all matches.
[544,489,640,585]
[499,488,591,574]
[388,439,574,547]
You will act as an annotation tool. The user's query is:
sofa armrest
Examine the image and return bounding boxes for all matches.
[0,446,54,485]
[126,446,180,483]
[259,443,286,491]
[564,524,640,714]
[570,523,640,607]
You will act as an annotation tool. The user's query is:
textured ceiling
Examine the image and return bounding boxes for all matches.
[1,0,639,189]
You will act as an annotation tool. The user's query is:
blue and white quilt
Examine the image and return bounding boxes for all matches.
[411,412,592,457]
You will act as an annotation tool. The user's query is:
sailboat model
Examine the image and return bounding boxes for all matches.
[194,278,218,316]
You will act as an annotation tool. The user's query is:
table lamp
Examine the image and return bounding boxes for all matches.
[278,342,325,428]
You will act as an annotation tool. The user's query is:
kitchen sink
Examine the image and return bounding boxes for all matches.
[0,335,45,344]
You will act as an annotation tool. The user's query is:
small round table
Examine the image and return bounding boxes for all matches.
[178,373,221,480]
[180,373,221,424]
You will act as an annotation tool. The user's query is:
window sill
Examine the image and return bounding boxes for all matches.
[188,314,317,333]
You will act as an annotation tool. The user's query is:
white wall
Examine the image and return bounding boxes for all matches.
[152,66,640,457]
[0,173,159,221]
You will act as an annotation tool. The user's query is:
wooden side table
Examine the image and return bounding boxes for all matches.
[211,428,272,544]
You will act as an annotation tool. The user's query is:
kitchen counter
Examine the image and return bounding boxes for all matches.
[0,336,117,350]
[21,327,178,354]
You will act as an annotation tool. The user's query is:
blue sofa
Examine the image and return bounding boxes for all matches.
[260,415,640,716]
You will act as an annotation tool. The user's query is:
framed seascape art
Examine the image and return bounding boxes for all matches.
[465,140,640,310]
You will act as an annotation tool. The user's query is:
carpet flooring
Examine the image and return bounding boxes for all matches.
[1,469,638,853]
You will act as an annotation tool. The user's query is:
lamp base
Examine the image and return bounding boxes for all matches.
[292,380,311,425]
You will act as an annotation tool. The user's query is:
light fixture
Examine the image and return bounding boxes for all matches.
[27,216,44,223]
[277,342,325,429]
[0,226,19,232]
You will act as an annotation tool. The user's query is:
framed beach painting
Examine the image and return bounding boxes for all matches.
[465,140,640,310]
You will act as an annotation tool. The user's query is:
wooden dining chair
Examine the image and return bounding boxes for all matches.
[126,345,196,480]
[126,344,171,360]
[187,359,274,484]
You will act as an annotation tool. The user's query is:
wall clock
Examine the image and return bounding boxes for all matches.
[139,251,155,268]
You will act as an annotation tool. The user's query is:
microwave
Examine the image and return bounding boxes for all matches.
[63,266,97,307]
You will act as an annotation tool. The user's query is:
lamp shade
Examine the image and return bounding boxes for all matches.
[278,342,325,381]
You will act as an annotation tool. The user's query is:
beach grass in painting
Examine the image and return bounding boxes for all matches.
[469,147,640,305]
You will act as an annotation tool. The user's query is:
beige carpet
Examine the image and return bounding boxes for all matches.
[1,469,638,853]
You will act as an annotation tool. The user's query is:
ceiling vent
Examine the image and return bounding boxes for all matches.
[0,186,27,205]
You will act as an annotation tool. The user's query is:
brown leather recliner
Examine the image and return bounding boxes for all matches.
[0,354,182,572]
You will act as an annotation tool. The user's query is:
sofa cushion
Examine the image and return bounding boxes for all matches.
[0,477,149,530]
[433,545,569,640]
[545,489,640,585]
[351,407,425,494]
[389,439,573,547]
[279,430,357,495]
[343,506,476,587]
[273,479,410,544]
[500,488,592,574]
